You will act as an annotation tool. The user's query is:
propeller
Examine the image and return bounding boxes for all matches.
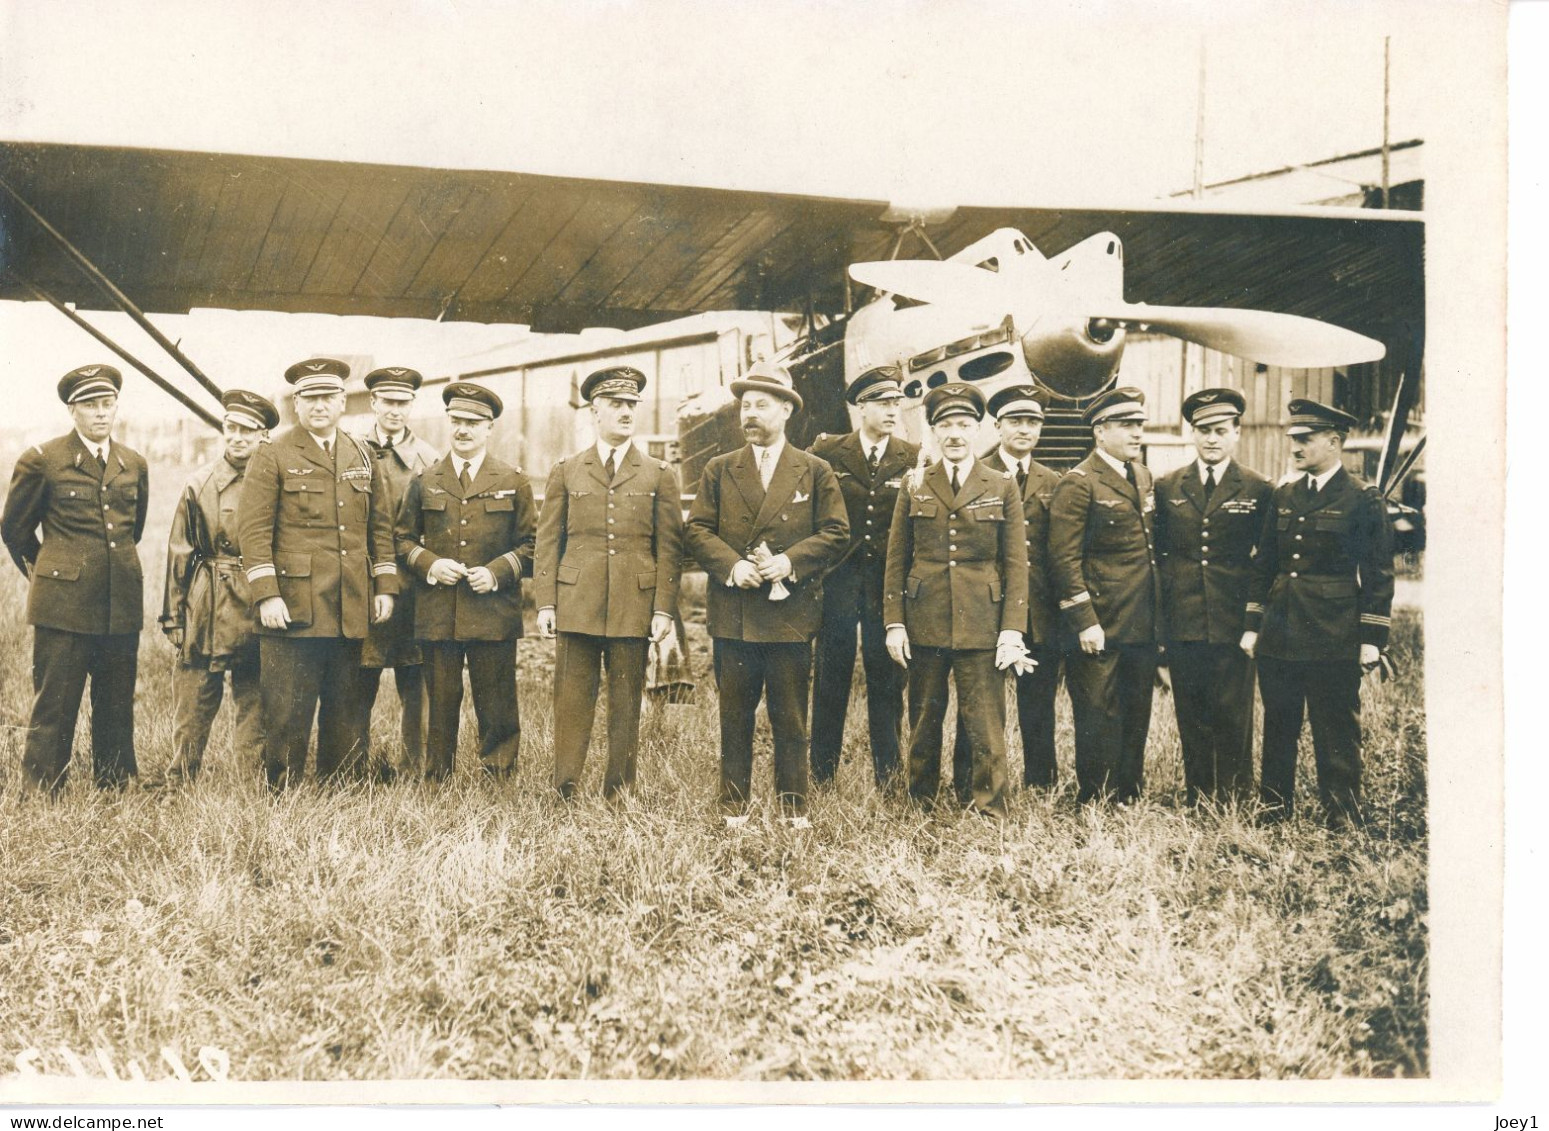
[847,260,1007,309]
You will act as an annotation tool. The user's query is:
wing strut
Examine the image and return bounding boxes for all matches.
[1375,329,1424,494]
[0,174,226,408]
[8,274,222,430]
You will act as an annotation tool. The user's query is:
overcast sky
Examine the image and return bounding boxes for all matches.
[0,0,1487,430]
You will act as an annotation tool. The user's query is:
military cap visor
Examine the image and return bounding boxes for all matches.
[1084,386,1147,426]
[987,384,1045,420]
[364,367,424,400]
[221,388,280,430]
[1285,398,1357,436]
[923,382,986,424]
[847,365,905,405]
[582,366,647,403]
[284,357,350,394]
[442,382,503,420]
[58,364,123,404]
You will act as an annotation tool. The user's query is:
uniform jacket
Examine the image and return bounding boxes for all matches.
[533,443,683,638]
[355,427,441,666]
[238,426,400,640]
[981,449,1062,646]
[395,452,538,641]
[807,430,920,620]
[1245,466,1394,661]
[685,442,849,643]
[160,455,258,668]
[1154,459,1273,645]
[1048,450,1161,645]
[882,459,1029,650]
[1,432,148,635]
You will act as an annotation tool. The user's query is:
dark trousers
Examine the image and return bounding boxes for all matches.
[1066,643,1158,804]
[809,603,903,787]
[22,627,138,792]
[421,640,520,780]
[1168,641,1256,804]
[954,642,1060,792]
[908,647,1008,815]
[1257,656,1363,821]
[552,632,648,798]
[357,663,427,779]
[258,636,365,787]
[712,638,811,816]
[168,660,263,782]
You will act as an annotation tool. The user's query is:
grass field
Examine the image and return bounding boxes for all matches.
[0,459,1427,1082]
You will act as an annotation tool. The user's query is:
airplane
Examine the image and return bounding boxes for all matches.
[0,140,1424,501]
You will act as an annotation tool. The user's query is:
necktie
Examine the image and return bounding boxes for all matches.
[758,448,771,488]
[1016,461,1028,490]
[604,448,616,482]
[1124,461,1137,488]
[950,463,961,496]
[96,449,106,470]
[1307,474,1319,494]
[868,445,880,474]
[1204,465,1216,503]
[382,433,395,450]
[322,439,333,462]
[459,462,472,493]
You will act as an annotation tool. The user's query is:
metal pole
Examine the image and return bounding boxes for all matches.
[1381,36,1391,209]
[0,174,226,405]
[1193,38,1207,200]
[12,276,223,430]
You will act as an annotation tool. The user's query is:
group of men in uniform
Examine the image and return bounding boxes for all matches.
[0,353,1393,829]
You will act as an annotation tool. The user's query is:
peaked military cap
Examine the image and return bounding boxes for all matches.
[221,388,280,431]
[847,365,905,405]
[443,382,503,421]
[730,359,803,411]
[1182,387,1245,428]
[283,357,350,395]
[581,365,647,404]
[923,381,986,424]
[1286,398,1358,436]
[987,384,1046,421]
[1084,385,1147,426]
[364,367,424,400]
[57,364,123,404]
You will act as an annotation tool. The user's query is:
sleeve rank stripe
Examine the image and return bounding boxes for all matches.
[1059,591,1092,610]
[372,562,398,576]
[246,564,276,582]
[501,551,522,575]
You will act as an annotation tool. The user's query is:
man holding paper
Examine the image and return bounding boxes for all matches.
[685,360,849,826]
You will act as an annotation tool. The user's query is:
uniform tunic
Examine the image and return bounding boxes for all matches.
[883,459,1028,815]
[1048,450,1161,804]
[1244,466,1394,820]
[806,430,919,787]
[1,432,148,789]
[534,443,683,796]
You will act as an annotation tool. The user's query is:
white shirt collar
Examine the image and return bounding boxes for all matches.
[375,424,408,447]
[943,453,975,478]
[859,433,889,460]
[751,436,786,464]
[75,432,109,460]
[453,450,487,480]
[1095,447,1129,476]
[308,429,338,453]
[1198,456,1231,482]
[596,437,633,464]
[1308,463,1341,491]
[998,447,1029,474]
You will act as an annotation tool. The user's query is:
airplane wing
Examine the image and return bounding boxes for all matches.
[0,141,1422,356]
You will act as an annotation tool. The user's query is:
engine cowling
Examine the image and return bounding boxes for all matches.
[1019,316,1127,399]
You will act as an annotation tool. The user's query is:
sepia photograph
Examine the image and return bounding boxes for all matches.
[0,0,1507,1110]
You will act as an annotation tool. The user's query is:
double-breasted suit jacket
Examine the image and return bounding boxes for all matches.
[239,427,400,638]
[979,449,1062,645]
[685,444,849,643]
[396,454,539,641]
[1154,460,1272,645]
[1048,450,1161,645]
[808,431,920,619]
[534,444,683,638]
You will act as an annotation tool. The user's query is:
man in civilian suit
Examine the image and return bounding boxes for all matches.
[1048,386,1162,805]
[1,364,149,793]
[884,382,1029,817]
[395,383,538,780]
[1154,387,1272,805]
[535,365,683,799]
[807,365,919,790]
[685,360,849,826]
[952,384,1063,796]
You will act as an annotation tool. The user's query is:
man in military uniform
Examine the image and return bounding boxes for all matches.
[1154,388,1272,805]
[535,366,681,799]
[158,388,279,783]
[396,383,538,781]
[238,358,400,788]
[883,382,1029,817]
[352,366,440,781]
[685,360,849,826]
[1242,399,1394,827]
[1,365,149,793]
[952,384,1063,795]
[807,365,920,790]
[1048,386,1162,805]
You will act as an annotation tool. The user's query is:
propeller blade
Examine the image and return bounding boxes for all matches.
[848,259,1006,308]
[1094,303,1387,368]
